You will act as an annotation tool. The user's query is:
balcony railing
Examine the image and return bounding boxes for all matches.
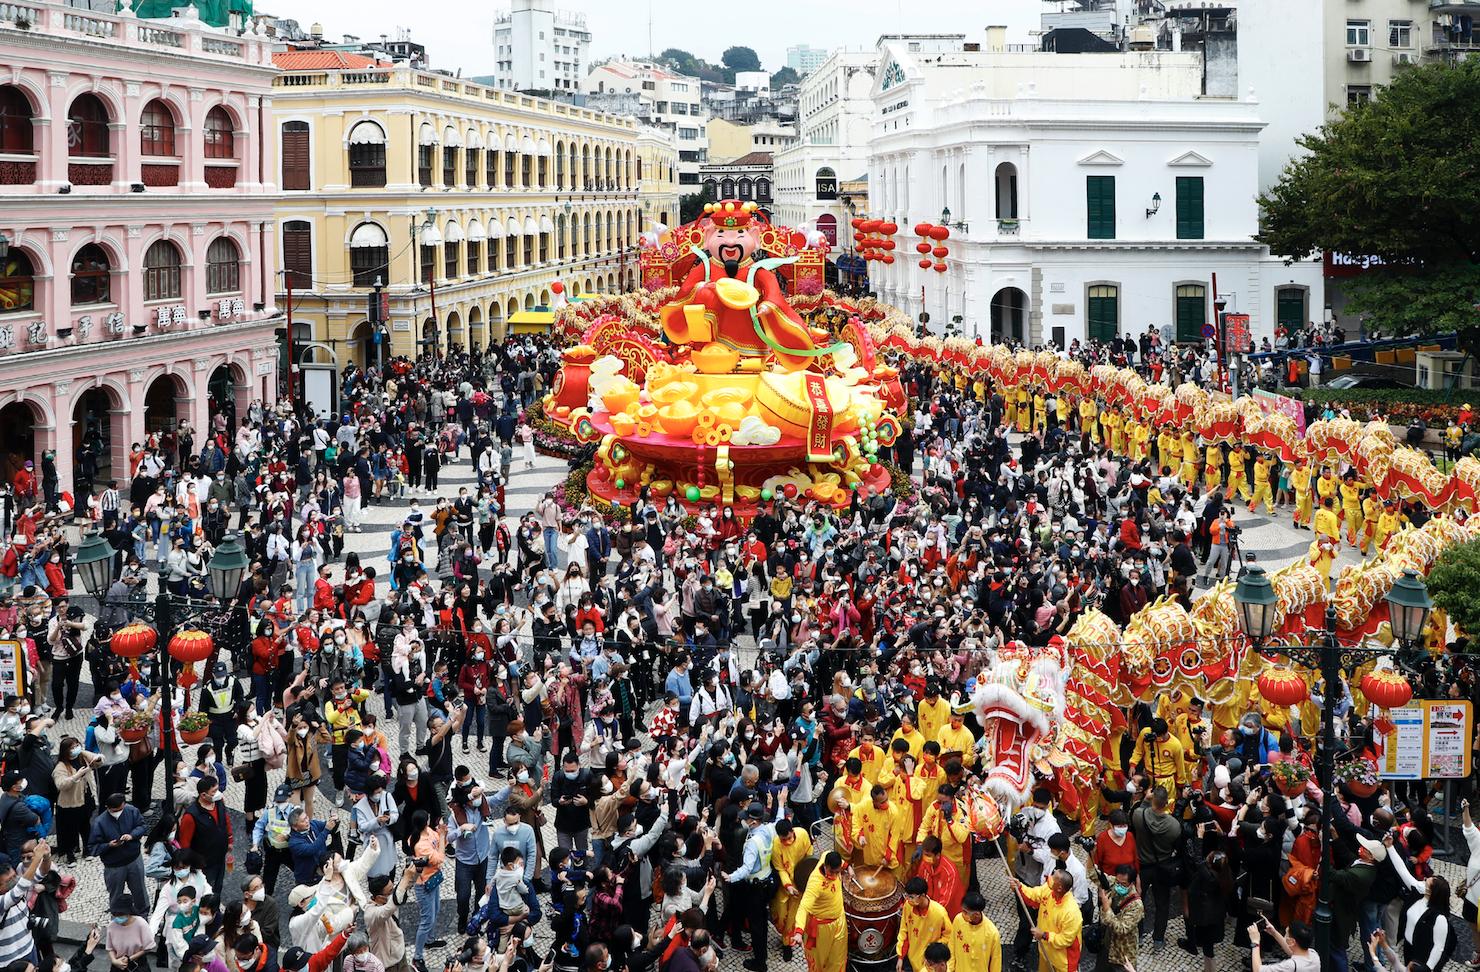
[0,3,40,25]
[138,26,183,48]
[63,12,115,36]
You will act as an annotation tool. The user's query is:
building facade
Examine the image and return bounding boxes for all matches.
[699,152,774,214]
[490,0,590,94]
[580,60,708,186]
[0,0,282,495]
[270,54,674,403]
[705,119,796,164]
[866,45,1321,348]
[787,45,829,76]
[772,50,878,272]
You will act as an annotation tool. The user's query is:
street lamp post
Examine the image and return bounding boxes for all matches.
[1232,564,1432,960]
[75,531,252,776]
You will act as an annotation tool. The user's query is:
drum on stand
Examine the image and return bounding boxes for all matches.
[842,864,901,972]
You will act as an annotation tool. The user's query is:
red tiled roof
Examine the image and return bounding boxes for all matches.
[729,151,774,165]
[273,50,379,70]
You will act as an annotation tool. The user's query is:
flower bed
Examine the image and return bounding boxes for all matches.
[1295,388,1468,428]
[522,402,582,459]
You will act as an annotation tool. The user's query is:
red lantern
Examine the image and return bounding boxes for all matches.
[913,222,933,237]
[932,246,949,259]
[850,218,863,229]
[883,254,895,264]
[551,281,565,295]
[928,225,951,241]
[860,220,879,233]
[1257,666,1309,706]
[880,222,898,235]
[919,258,933,269]
[169,629,213,664]
[915,242,933,254]
[853,233,866,244]
[881,240,896,251]
[933,262,947,273]
[1361,670,1414,710]
[110,621,157,658]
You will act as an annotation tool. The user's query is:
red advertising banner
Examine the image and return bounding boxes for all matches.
[1225,313,1250,353]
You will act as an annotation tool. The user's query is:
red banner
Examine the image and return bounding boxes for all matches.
[802,372,835,462]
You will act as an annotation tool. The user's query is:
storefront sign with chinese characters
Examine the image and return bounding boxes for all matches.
[156,305,188,328]
[217,298,247,320]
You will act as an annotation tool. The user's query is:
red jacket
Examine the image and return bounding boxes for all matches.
[313,577,335,611]
[251,635,282,675]
[305,933,349,972]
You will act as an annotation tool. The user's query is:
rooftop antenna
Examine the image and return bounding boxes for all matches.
[647,0,653,59]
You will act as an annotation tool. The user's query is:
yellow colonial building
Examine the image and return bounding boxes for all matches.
[270,50,678,372]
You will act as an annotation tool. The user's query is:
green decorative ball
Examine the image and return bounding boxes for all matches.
[761,488,774,501]
[686,486,701,502]
[615,479,625,490]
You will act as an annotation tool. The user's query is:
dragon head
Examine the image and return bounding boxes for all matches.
[971,641,1065,811]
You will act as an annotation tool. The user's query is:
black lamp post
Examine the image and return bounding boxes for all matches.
[77,532,254,784]
[1233,564,1431,960]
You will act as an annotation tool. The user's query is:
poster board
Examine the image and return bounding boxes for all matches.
[1376,700,1473,780]
[0,640,23,699]
[1252,388,1308,437]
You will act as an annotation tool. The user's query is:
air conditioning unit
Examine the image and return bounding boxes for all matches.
[1348,48,1373,62]
[1393,52,1417,66]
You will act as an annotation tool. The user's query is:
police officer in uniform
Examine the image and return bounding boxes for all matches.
[250,783,296,894]
[724,803,777,972]
[199,661,246,763]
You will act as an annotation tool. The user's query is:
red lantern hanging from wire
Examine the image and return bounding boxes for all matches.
[880,222,898,236]
[1361,669,1414,710]
[918,258,933,269]
[932,246,949,259]
[928,225,951,241]
[111,621,157,658]
[1257,666,1309,706]
[913,221,933,237]
[933,262,948,273]
[915,242,933,255]
[169,629,214,689]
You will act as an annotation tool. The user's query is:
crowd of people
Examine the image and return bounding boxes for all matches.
[0,329,1471,972]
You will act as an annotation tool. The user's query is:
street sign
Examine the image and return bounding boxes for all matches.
[1201,323,1217,339]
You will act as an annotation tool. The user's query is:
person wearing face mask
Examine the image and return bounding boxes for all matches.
[105,894,153,972]
[148,849,212,940]
[1092,810,1138,890]
[51,734,100,864]
[90,792,149,915]
[0,771,38,859]
[177,777,233,894]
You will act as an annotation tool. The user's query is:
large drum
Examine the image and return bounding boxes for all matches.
[842,864,901,972]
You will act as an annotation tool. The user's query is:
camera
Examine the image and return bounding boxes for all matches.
[1006,813,1041,846]
[411,856,431,868]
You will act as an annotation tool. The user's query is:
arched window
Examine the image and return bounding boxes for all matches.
[721,178,735,197]
[0,249,35,313]
[348,122,387,187]
[71,243,110,305]
[140,100,175,156]
[68,94,109,157]
[815,165,836,199]
[349,223,389,288]
[143,240,182,302]
[204,106,234,159]
[206,237,240,295]
[557,214,566,258]
[0,86,34,154]
[555,141,565,189]
[738,178,752,201]
[995,162,1018,219]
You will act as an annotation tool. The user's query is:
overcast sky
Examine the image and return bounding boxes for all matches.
[273,0,1050,78]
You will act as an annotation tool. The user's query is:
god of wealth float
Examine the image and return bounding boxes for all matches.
[543,200,904,515]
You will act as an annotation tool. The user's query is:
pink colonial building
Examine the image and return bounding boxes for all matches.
[0,0,282,496]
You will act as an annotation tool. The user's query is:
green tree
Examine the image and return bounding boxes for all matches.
[1424,537,1480,638]
[1257,61,1480,350]
[680,185,714,225]
[658,47,701,76]
[721,46,762,73]
[770,66,800,90]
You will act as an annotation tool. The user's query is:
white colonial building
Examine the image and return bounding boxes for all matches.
[866,45,1323,348]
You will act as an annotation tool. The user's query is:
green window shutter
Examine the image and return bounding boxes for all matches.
[1176,176,1204,240]
[1176,288,1206,343]
[1087,286,1118,343]
[1087,176,1115,239]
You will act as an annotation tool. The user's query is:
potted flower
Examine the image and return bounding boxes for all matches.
[1335,757,1381,800]
[177,711,212,745]
[1269,760,1311,798]
[119,710,153,745]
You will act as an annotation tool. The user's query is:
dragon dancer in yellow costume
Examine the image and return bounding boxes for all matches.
[791,853,848,972]
[1310,494,1342,583]
[1249,452,1275,515]
[1340,472,1368,547]
[1359,490,1382,556]
[1291,459,1313,528]
[1079,396,1098,443]
[1179,431,1200,490]
[1204,443,1222,492]
[1227,445,1250,501]
[770,818,813,953]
